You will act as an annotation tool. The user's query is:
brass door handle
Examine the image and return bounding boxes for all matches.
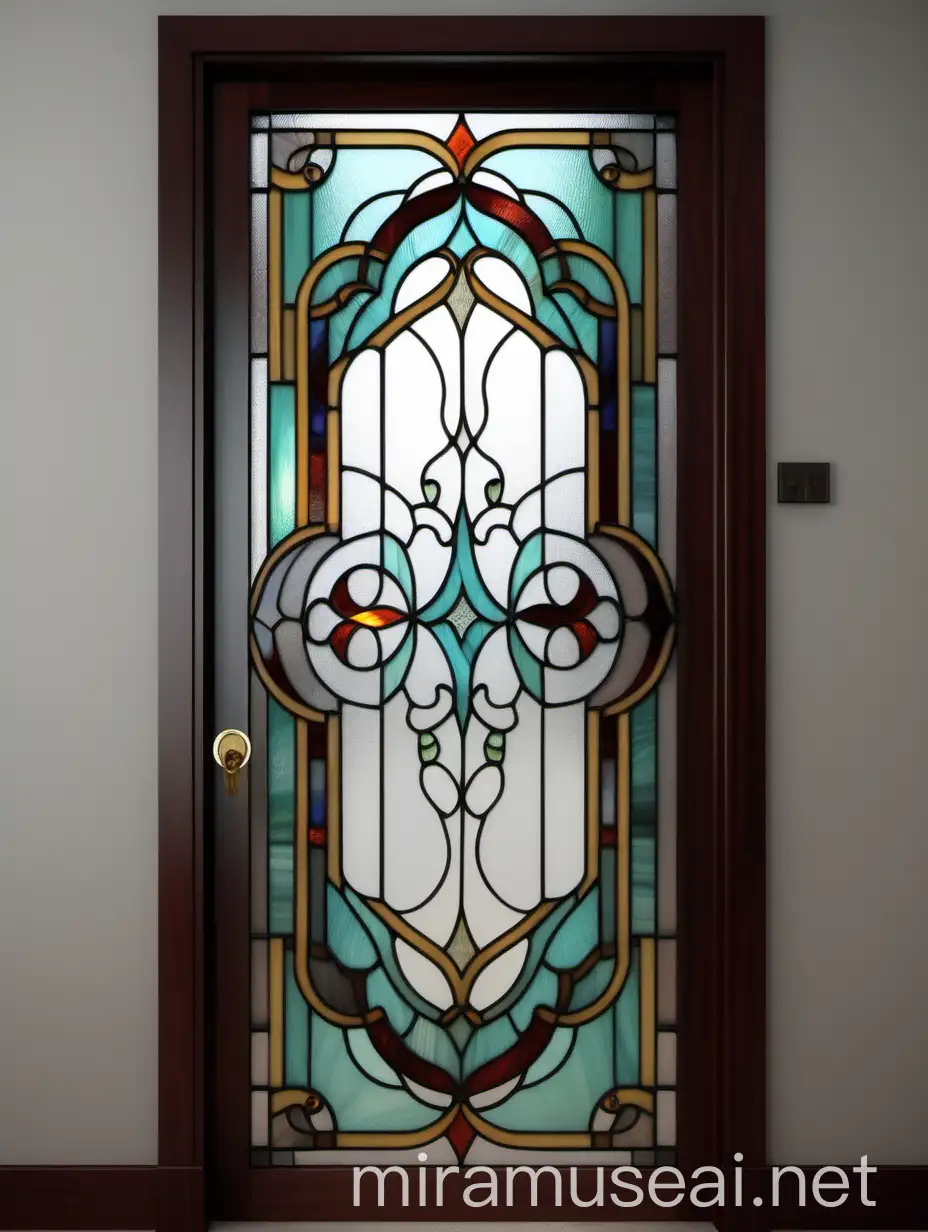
[213,728,252,795]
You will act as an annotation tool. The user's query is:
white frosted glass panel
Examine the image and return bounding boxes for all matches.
[250,357,267,582]
[543,703,586,896]
[250,133,268,188]
[251,191,268,354]
[658,193,678,353]
[656,132,677,189]
[251,1032,269,1086]
[657,357,677,582]
[251,1091,269,1147]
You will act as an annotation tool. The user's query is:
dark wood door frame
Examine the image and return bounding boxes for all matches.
[0,13,917,1232]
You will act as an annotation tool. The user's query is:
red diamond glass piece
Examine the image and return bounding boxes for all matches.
[447,116,477,171]
[447,1108,477,1161]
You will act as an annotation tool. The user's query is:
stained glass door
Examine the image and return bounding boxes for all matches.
[211,83,687,1213]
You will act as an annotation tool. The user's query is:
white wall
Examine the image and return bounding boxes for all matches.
[2,0,926,1173]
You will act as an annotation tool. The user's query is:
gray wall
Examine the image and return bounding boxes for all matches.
[2,0,926,1176]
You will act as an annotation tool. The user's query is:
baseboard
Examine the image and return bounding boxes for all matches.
[0,1165,204,1231]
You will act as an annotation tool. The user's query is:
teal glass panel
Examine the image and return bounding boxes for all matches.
[546,890,599,969]
[551,289,598,361]
[463,1017,518,1078]
[405,1014,461,1077]
[632,383,657,546]
[283,190,311,303]
[569,957,614,1010]
[631,694,657,935]
[615,946,641,1085]
[325,884,377,969]
[269,384,296,547]
[523,1025,574,1087]
[616,191,643,304]
[311,255,361,305]
[346,1027,402,1087]
[268,697,295,933]
[510,965,561,1032]
[365,967,415,1035]
[483,149,613,255]
[285,950,309,1086]
[523,190,580,241]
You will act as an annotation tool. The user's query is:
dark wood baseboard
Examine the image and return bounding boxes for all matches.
[0,1166,204,1231]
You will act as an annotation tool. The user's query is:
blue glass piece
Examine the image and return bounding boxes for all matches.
[269,384,296,547]
[285,950,309,1087]
[404,1015,461,1081]
[325,884,377,970]
[346,1026,402,1087]
[384,627,415,699]
[462,1016,518,1079]
[523,1026,575,1087]
[510,966,561,1032]
[482,1010,614,1132]
[545,890,600,970]
[309,319,328,440]
[283,190,311,303]
[343,191,405,243]
[309,758,325,826]
[366,967,415,1035]
[599,318,618,432]
[631,693,657,934]
[615,947,640,1086]
[616,191,643,304]
[632,384,657,547]
[311,1012,440,1132]
[510,532,542,604]
[569,957,614,1010]
[507,627,542,701]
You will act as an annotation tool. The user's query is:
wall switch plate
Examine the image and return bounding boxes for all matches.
[777,462,832,504]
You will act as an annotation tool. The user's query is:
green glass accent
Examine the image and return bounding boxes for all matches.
[311,1012,438,1132]
[484,730,505,763]
[615,947,640,1086]
[632,384,657,548]
[384,627,414,699]
[283,190,311,303]
[510,532,542,603]
[268,697,295,933]
[405,1015,460,1080]
[418,731,440,763]
[616,191,644,304]
[365,967,414,1035]
[285,950,309,1087]
[523,1025,575,1088]
[631,694,657,935]
[462,1017,518,1079]
[485,480,502,504]
[269,384,296,547]
[569,957,613,1010]
[423,480,439,504]
[545,890,600,970]
[346,1026,402,1087]
[325,884,377,970]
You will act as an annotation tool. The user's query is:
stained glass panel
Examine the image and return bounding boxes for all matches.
[247,111,677,1165]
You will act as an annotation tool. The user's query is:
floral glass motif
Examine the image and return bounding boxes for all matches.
[248,112,679,1167]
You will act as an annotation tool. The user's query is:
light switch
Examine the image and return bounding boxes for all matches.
[777,462,831,504]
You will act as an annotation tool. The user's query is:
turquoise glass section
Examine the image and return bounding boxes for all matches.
[632,383,657,546]
[269,384,296,547]
[365,967,415,1035]
[546,891,599,969]
[285,950,309,1086]
[616,191,643,304]
[615,947,640,1085]
[283,190,311,303]
[268,697,295,933]
[483,149,613,255]
[631,694,657,935]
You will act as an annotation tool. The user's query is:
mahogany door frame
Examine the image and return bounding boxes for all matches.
[148,13,905,1232]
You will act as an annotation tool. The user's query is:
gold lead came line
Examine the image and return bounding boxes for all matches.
[269,938,284,1088]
